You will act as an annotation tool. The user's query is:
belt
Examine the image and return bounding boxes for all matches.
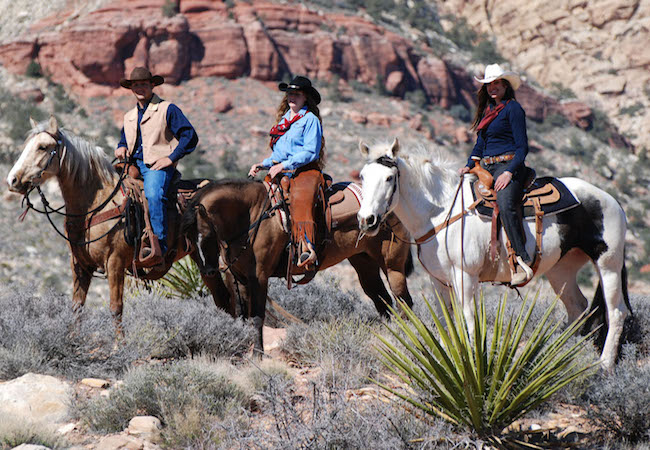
[482,153,515,165]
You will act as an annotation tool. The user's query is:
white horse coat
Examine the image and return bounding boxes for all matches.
[357,139,631,371]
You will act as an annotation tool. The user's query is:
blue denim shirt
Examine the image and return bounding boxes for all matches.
[262,107,322,172]
[467,100,529,174]
[117,102,198,163]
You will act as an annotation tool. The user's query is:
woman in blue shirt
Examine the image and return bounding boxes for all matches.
[249,76,325,268]
[458,64,533,285]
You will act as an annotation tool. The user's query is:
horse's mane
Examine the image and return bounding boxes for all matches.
[366,142,461,202]
[29,122,116,186]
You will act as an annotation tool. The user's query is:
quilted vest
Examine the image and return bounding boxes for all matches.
[123,94,179,165]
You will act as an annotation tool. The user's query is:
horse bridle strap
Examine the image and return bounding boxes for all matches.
[414,198,483,245]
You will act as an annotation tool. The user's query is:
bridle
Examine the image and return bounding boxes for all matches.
[19,130,130,246]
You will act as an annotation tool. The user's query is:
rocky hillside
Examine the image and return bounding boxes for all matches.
[0,0,648,293]
[435,0,650,151]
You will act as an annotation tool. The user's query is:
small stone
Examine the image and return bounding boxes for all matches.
[81,378,110,388]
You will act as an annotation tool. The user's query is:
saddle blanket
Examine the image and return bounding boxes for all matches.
[474,177,581,220]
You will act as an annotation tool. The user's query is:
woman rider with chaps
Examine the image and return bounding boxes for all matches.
[249,76,325,269]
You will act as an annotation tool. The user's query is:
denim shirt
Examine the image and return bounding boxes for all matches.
[467,100,529,174]
[262,107,322,172]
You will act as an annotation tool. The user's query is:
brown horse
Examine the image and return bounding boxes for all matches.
[181,179,414,355]
[6,117,230,329]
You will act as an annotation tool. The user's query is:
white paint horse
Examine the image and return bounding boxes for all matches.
[357,139,631,371]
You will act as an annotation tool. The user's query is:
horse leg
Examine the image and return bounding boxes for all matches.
[189,251,235,316]
[348,253,393,317]
[106,256,127,337]
[594,258,629,371]
[544,248,590,324]
[71,260,93,313]
[247,272,269,358]
[451,271,479,336]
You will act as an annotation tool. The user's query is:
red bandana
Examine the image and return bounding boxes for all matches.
[269,113,304,147]
[476,100,510,132]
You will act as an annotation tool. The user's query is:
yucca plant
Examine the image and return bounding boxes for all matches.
[159,256,209,299]
[373,292,598,442]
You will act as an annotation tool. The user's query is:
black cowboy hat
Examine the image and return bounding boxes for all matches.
[119,67,165,89]
[278,75,321,105]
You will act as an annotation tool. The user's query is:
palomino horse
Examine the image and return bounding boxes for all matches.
[356,139,631,371]
[181,179,414,355]
[6,117,230,329]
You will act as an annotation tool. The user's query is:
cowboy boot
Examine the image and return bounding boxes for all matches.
[297,240,317,268]
[511,255,533,285]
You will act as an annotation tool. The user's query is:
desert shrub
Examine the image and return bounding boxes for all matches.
[268,276,378,323]
[124,289,255,359]
[448,103,471,122]
[158,256,209,299]
[161,0,178,17]
[0,87,47,141]
[0,417,66,449]
[550,82,577,100]
[230,372,467,449]
[471,39,503,63]
[77,360,247,444]
[0,286,155,380]
[619,102,644,117]
[0,285,254,380]
[25,60,43,78]
[578,347,650,444]
[282,317,382,387]
[375,293,597,442]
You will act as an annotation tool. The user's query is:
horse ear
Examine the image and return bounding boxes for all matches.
[359,141,370,157]
[389,138,400,157]
[48,116,59,134]
[29,116,38,130]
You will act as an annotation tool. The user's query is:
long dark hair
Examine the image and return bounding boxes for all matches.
[470,80,516,131]
[273,91,326,169]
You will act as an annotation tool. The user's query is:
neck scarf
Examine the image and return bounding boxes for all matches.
[476,100,510,132]
[269,112,304,147]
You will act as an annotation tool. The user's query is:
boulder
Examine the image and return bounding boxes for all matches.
[0,373,72,424]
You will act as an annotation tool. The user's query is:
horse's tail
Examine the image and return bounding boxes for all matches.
[405,248,414,277]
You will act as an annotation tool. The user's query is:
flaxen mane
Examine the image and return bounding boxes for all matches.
[29,122,116,186]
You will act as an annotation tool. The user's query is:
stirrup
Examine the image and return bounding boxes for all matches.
[297,242,317,268]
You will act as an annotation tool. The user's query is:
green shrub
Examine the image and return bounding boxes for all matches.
[471,39,504,63]
[159,256,209,299]
[25,60,43,78]
[405,89,428,109]
[0,87,47,141]
[161,0,179,17]
[374,293,597,442]
[619,102,644,117]
[282,318,381,387]
[77,360,247,446]
[579,347,650,444]
[0,417,66,449]
[550,82,577,100]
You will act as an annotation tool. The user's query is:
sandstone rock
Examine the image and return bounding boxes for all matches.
[213,92,233,113]
[561,101,593,129]
[385,71,405,96]
[346,111,367,125]
[408,114,423,131]
[81,378,110,388]
[0,373,72,424]
[455,126,469,144]
[16,88,44,103]
[11,445,51,450]
[126,416,162,444]
[263,326,286,352]
[366,112,392,127]
[96,434,149,450]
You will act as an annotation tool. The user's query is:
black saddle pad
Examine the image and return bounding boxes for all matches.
[474,177,580,219]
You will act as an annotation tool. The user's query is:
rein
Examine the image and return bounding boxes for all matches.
[373,156,482,246]
[19,130,132,246]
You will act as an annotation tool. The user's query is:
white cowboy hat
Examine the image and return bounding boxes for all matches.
[474,64,521,90]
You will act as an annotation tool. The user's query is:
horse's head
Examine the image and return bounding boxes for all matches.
[7,116,64,195]
[357,138,401,236]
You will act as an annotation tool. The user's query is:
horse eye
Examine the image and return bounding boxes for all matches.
[359,174,364,181]
[387,175,393,182]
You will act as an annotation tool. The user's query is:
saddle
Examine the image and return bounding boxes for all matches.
[263,175,364,288]
[87,162,209,271]
[469,162,580,285]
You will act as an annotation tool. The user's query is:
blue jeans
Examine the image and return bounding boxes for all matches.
[136,159,175,254]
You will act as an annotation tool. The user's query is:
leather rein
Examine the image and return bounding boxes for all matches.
[372,155,482,246]
[19,130,130,247]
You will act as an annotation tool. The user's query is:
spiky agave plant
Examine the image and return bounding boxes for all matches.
[159,256,209,299]
[373,292,598,440]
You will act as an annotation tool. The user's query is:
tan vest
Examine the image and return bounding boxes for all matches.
[123,94,179,165]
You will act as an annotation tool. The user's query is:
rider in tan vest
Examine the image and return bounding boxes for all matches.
[115,67,198,265]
